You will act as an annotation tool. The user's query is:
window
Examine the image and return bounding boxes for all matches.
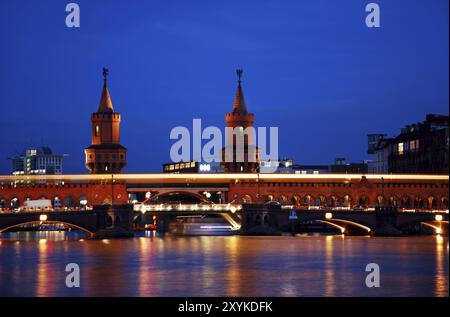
[398,143,404,155]
[95,125,100,137]
[410,139,419,152]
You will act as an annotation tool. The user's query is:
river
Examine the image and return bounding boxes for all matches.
[0,231,448,296]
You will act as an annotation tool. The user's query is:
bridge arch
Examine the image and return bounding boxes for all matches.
[64,196,74,207]
[278,195,287,205]
[296,216,373,235]
[427,196,437,210]
[0,197,5,208]
[388,196,399,207]
[342,195,352,208]
[329,195,337,207]
[0,220,94,237]
[303,194,313,206]
[375,195,386,207]
[441,197,449,209]
[52,196,62,208]
[319,195,326,207]
[144,191,211,204]
[414,196,425,209]
[401,196,412,208]
[358,195,369,208]
[291,195,300,206]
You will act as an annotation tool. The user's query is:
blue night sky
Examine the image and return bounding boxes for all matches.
[0,0,448,174]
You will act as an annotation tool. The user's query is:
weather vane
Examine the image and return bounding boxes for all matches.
[236,68,243,83]
[102,67,109,82]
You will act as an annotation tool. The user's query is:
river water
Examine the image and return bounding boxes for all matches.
[0,231,448,297]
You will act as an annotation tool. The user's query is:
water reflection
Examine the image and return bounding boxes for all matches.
[0,232,448,297]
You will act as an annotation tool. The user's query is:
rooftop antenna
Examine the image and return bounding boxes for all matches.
[103,67,109,84]
[236,68,243,84]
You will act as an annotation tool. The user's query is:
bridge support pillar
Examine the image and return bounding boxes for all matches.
[240,204,282,235]
[93,204,134,239]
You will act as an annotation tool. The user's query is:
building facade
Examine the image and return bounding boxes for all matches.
[85,68,127,174]
[368,114,449,174]
[11,147,64,175]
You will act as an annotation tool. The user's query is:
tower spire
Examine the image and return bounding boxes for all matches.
[232,68,247,114]
[98,67,114,113]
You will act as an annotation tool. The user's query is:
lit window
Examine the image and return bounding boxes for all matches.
[95,126,100,137]
[398,143,404,155]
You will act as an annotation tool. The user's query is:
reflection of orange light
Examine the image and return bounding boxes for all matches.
[422,222,442,235]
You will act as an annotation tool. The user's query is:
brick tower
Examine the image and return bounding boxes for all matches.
[221,69,260,173]
[85,68,127,174]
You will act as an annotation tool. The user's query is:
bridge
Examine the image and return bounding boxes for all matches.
[0,202,448,236]
[0,205,135,238]
[136,203,449,236]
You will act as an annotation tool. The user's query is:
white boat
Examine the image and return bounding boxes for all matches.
[169,216,238,236]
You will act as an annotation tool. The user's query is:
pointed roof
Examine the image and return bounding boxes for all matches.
[97,67,114,113]
[231,69,248,114]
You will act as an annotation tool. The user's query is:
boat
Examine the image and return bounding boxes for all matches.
[169,215,238,236]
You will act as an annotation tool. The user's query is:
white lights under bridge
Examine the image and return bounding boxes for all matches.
[135,203,243,214]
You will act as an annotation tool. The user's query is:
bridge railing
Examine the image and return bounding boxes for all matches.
[136,203,243,214]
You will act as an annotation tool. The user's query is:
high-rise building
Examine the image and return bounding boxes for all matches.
[221,69,260,172]
[11,147,64,175]
[85,68,127,174]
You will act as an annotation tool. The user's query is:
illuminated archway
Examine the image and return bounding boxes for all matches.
[401,196,412,208]
[414,197,425,209]
[376,195,386,207]
[343,195,352,208]
[0,220,94,237]
[64,197,74,207]
[278,195,287,205]
[329,195,337,207]
[441,197,449,209]
[291,195,300,205]
[144,191,210,204]
[303,195,312,206]
[264,195,274,203]
[53,197,62,208]
[388,196,398,207]
[317,195,326,207]
[358,195,369,208]
[427,196,437,210]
